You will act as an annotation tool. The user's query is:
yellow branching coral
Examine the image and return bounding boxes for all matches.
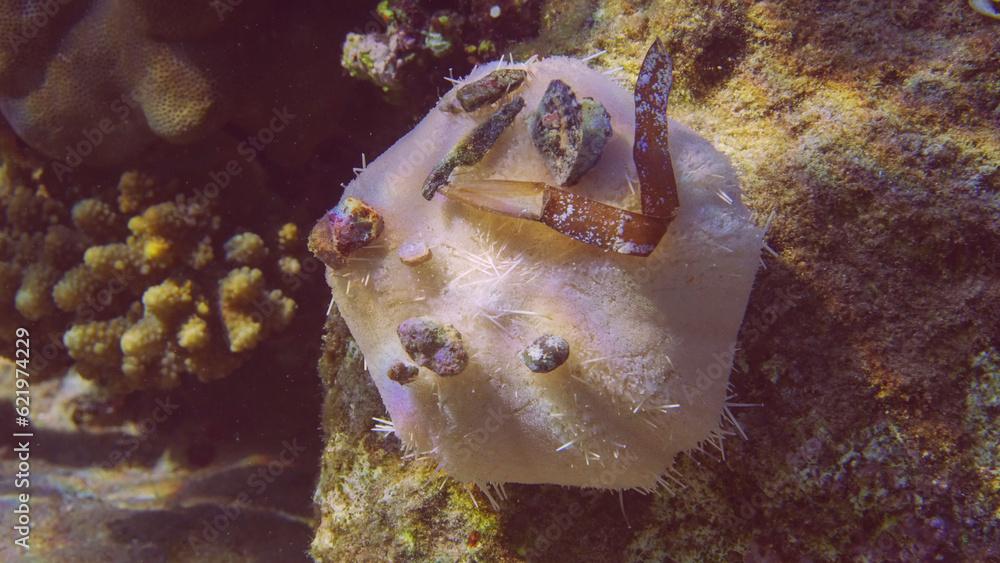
[0,149,309,392]
[218,267,296,354]
[278,223,300,251]
[63,318,130,374]
[15,263,60,321]
[72,198,120,239]
[224,232,268,265]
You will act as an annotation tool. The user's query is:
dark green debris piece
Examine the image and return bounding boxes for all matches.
[421,96,526,200]
[456,69,528,112]
[520,334,570,373]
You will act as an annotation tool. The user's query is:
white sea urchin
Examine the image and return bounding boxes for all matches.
[312,47,764,489]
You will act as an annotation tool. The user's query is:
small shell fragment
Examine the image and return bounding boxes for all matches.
[969,0,1000,19]
[529,80,612,186]
[398,240,432,265]
[388,361,419,385]
[520,334,570,373]
[308,196,384,268]
[455,69,528,112]
[397,317,469,376]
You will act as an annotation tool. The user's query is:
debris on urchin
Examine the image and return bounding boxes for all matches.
[312,41,764,489]
[397,317,469,376]
[397,240,432,265]
[529,79,613,186]
[387,361,420,385]
[520,334,570,373]
[452,68,528,112]
[421,97,525,199]
[307,197,384,267]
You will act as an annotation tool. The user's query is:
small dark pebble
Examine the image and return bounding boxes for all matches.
[520,334,570,373]
[397,317,469,376]
[388,361,420,385]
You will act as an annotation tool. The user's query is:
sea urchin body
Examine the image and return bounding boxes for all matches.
[314,52,764,489]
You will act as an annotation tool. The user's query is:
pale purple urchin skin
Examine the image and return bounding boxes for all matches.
[322,56,764,489]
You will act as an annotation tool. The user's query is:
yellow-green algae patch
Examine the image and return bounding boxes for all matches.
[311,312,506,562]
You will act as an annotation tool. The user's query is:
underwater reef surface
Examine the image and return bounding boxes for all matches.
[311,1,999,562]
[0,353,323,562]
[0,122,330,560]
[0,0,996,561]
[342,0,543,104]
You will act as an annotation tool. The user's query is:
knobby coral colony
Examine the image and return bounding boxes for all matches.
[1,157,306,393]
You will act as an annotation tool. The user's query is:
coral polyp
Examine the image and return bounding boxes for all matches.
[311,43,764,489]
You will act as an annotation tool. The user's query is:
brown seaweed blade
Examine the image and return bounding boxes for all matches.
[440,179,667,256]
[421,97,526,200]
[634,38,680,222]
[540,187,667,256]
